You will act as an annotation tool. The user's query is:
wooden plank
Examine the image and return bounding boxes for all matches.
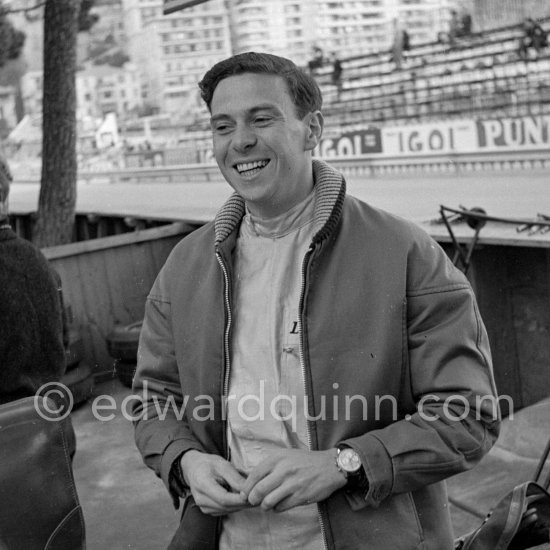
[127,240,159,321]
[36,224,205,371]
[75,247,116,373]
[427,222,550,249]
[470,247,523,415]
[101,245,140,326]
[43,222,190,260]
[49,254,102,371]
[512,287,550,407]
[50,255,86,332]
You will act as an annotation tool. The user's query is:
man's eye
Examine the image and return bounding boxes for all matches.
[254,117,271,125]
[214,124,231,133]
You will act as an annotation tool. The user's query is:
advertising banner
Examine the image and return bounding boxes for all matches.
[476,115,550,151]
[382,120,477,155]
[317,115,550,158]
[318,127,382,157]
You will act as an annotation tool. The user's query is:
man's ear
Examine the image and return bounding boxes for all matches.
[304,110,324,151]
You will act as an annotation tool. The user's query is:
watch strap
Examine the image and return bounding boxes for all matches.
[336,444,369,491]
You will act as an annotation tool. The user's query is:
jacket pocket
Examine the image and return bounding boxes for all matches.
[405,491,425,545]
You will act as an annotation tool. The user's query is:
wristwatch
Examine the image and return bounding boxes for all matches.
[336,445,368,489]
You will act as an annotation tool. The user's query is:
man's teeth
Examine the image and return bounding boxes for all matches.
[236,160,269,174]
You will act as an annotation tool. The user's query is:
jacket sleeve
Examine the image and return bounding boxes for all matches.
[132,272,206,503]
[342,236,501,510]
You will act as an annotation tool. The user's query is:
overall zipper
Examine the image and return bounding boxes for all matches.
[298,242,330,550]
[216,249,232,459]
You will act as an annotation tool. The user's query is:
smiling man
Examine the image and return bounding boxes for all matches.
[208,71,321,219]
[133,53,500,549]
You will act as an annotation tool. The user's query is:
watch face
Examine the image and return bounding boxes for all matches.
[338,447,362,473]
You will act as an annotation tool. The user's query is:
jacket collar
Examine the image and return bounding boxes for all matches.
[214,159,346,246]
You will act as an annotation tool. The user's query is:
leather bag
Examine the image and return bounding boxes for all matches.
[0,396,85,550]
[456,439,550,550]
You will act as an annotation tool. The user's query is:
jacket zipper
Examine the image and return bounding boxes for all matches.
[299,242,330,550]
[219,240,330,547]
[216,250,232,459]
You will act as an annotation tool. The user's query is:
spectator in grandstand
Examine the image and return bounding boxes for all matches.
[391,18,409,69]
[0,152,68,406]
[518,17,548,60]
[133,51,500,549]
[330,52,343,99]
[437,30,450,45]
[460,7,473,37]
[307,46,324,74]
[448,9,461,45]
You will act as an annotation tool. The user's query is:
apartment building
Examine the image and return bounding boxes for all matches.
[91,0,127,45]
[472,0,549,31]
[227,0,446,64]
[121,0,460,114]
[79,63,142,118]
[22,64,142,122]
[227,0,317,64]
[123,0,231,114]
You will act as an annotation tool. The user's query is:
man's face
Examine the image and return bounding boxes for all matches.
[210,72,321,218]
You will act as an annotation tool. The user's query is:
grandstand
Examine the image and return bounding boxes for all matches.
[111,14,550,169]
[180,15,549,138]
[311,16,550,132]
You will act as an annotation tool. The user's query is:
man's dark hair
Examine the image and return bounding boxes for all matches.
[199,52,322,118]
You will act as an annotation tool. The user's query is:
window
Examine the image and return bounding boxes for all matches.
[287,29,302,38]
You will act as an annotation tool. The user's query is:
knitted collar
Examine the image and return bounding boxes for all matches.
[214,158,346,246]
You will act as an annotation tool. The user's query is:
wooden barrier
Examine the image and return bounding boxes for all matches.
[43,222,198,375]
[37,214,549,411]
[439,242,550,414]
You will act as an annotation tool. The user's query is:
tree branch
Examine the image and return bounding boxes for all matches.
[3,2,46,15]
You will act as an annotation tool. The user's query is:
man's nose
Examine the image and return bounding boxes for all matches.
[231,125,257,152]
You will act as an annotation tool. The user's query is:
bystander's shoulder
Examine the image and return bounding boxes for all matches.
[0,227,66,404]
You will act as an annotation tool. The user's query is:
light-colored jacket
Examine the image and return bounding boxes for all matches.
[133,159,500,549]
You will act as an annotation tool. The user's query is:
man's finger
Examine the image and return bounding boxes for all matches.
[216,465,247,493]
[194,481,249,514]
[258,484,297,511]
[206,477,248,504]
[246,470,289,506]
[240,462,273,497]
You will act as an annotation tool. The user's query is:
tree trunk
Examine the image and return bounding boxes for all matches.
[33,0,80,248]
